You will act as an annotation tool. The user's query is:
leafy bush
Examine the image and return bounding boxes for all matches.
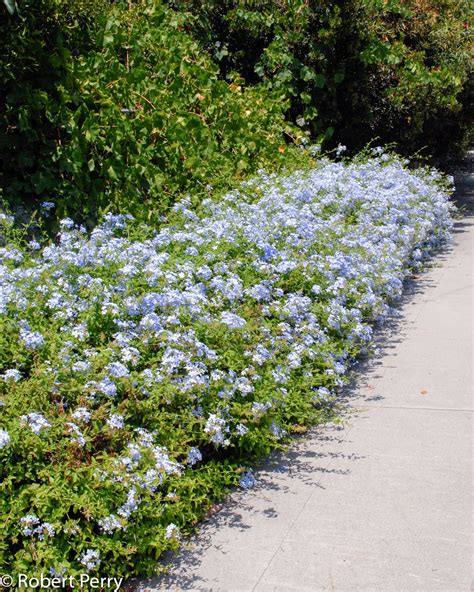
[0,0,112,219]
[0,0,299,226]
[0,152,453,580]
[170,0,473,160]
[168,0,356,142]
[358,0,473,160]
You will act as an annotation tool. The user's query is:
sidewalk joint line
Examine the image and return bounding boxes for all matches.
[352,404,474,412]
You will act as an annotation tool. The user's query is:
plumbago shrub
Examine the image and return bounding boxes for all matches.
[0,152,453,580]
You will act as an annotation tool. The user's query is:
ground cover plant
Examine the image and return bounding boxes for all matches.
[0,150,454,582]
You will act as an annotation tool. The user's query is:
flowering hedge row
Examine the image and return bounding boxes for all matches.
[0,152,453,581]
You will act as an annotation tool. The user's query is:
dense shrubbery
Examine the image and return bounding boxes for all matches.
[170,0,473,160]
[0,0,112,222]
[0,152,453,580]
[1,0,471,226]
[0,0,300,226]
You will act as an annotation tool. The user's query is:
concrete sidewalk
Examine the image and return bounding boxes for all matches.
[140,192,473,591]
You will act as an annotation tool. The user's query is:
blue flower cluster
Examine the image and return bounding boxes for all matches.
[0,153,453,575]
[20,515,55,540]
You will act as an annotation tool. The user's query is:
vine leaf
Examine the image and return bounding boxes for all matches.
[3,0,16,15]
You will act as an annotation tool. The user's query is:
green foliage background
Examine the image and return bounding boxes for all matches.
[170,0,473,159]
[0,0,301,226]
[1,0,472,226]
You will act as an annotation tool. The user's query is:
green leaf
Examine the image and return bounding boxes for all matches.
[3,0,16,15]
[300,92,312,105]
[314,74,326,89]
[325,126,334,138]
[107,165,119,181]
[304,106,318,120]
[300,66,316,81]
